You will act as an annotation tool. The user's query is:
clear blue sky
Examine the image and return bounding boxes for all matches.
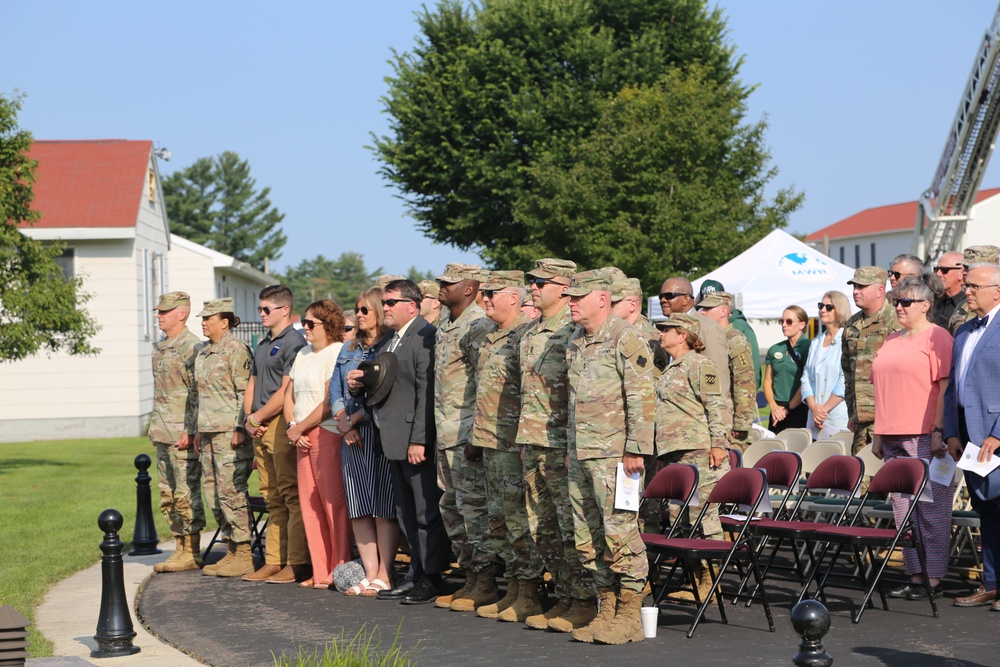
[5,1,1000,276]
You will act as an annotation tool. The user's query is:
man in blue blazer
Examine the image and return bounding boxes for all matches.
[945,263,1000,609]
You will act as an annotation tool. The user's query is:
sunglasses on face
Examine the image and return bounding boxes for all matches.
[482,289,513,299]
[344,325,354,332]
[781,318,800,326]
[659,292,691,301]
[528,277,561,287]
[888,270,916,281]
[935,266,960,274]
[355,306,370,315]
[382,298,415,307]
[892,298,928,308]
[301,319,323,330]
[817,303,835,312]
[257,304,287,315]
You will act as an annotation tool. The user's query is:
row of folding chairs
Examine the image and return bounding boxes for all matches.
[750,427,854,454]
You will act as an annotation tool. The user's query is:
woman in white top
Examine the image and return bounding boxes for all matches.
[801,290,850,438]
[284,299,352,589]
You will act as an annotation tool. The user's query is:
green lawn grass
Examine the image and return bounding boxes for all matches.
[0,438,177,657]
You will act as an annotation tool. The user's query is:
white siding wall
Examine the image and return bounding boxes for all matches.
[215,270,267,325]
[168,241,217,338]
[822,231,911,269]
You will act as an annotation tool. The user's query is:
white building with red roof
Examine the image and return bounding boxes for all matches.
[806,188,1000,267]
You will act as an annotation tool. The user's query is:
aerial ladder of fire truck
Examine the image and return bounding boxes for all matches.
[914,3,1000,261]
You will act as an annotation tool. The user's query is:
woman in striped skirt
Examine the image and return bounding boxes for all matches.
[330,287,398,596]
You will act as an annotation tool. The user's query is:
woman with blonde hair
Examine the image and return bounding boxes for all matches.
[801,291,851,438]
[764,305,811,433]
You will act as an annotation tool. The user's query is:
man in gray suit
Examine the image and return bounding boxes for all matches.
[350,278,448,604]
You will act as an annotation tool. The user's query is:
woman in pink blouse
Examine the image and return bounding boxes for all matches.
[871,273,954,601]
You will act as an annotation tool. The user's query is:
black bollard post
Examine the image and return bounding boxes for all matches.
[93,509,141,658]
[129,453,161,556]
[791,599,833,667]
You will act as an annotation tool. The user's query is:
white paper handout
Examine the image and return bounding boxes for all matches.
[614,463,642,511]
[927,455,958,487]
[956,442,1000,478]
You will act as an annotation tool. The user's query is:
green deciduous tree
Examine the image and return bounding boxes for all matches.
[281,252,381,309]
[163,151,286,270]
[0,92,99,361]
[372,0,802,292]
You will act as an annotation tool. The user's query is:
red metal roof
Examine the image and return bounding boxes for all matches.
[806,187,1000,241]
[21,140,152,229]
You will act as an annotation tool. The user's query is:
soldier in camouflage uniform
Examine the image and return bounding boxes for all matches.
[516,258,597,632]
[654,313,732,601]
[470,271,545,622]
[697,292,757,451]
[433,263,499,611]
[418,279,444,326]
[149,291,206,573]
[563,269,656,645]
[948,246,1000,335]
[195,298,256,578]
[842,267,900,454]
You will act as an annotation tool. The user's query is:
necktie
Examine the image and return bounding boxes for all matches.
[389,332,401,352]
[972,315,989,331]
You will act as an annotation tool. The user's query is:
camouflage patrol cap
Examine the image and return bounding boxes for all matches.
[526,258,577,280]
[655,313,701,337]
[154,291,191,311]
[437,263,482,283]
[197,297,235,317]
[611,278,642,302]
[374,274,407,289]
[562,269,613,297]
[847,266,888,287]
[962,245,1000,267]
[481,270,524,291]
[696,291,734,310]
[417,280,440,298]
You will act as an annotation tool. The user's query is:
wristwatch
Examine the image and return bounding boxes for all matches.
[287,421,298,430]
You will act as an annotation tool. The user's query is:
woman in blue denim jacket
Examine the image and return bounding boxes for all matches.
[329,286,398,596]
[801,291,850,438]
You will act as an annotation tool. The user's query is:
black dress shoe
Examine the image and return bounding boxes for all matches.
[400,578,439,605]
[907,583,943,600]
[886,583,917,598]
[376,579,414,600]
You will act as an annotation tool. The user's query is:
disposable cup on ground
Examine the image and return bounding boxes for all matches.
[640,606,658,638]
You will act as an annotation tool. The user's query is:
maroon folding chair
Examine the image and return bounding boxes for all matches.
[646,467,774,638]
[728,447,743,470]
[641,463,700,540]
[799,458,935,623]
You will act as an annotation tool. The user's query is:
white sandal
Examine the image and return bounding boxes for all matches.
[360,578,391,597]
[344,577,370,596]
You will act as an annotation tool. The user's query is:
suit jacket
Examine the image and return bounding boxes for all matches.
[375,315,437,461]
[944,317,1000,446]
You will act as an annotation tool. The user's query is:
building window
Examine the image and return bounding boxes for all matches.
[839,246,845,264]
[870,243,876,266]
[854,245,860,268]
[54,247,74,280]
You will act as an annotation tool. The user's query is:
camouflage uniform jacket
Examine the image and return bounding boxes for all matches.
[655,351,730,456]
[948,299,973,336]
[434,303,496,450]
[633,314,669,376]
[149,328,202,443]
[566,314,656,460]
[727,325,758,433]
[472,314,533,452]
[841,299,900,424]
[195,331,253,432]
[516,305,576,449]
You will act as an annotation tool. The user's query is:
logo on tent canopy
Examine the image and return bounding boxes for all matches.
[777,252,835,283]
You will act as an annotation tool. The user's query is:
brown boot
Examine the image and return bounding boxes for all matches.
[242,563,282,582]
[451,570,499,612]
[478,577,519,618]
[593,589,644,645]
[571,589,617,643]
[202,541,236,577]
[215,543,254,578]
[157,535,201,573]
[548,597,599,632]
[497,579,543,622]
[154,538,187,573]
[188,533,204,568]
[436,570,475,609]
[525,598,570,630]
[669,562,715,602]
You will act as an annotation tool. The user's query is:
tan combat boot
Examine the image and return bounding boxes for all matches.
[497,579,543,622]
[669,562,715,602]
[525,598,570,629]
[436,570,475,609]
[477,577,519,619]
[153,538,187,573]
[451,570,499,612]
[215,543,254,578]
[593,589,644,645]
[548,597,599,633]
[157,534,202,573]
[202,541,236,577]
[188,533,204,568]
[571,589,618,643]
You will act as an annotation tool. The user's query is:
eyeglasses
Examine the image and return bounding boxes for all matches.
[355,306,370,315]
[301,319,323,330]
[528,277,562,287]
[935,266,961,274]
[964,282,1000,292]
[382,298,415,307]
[659,292,691,301]
[257,304,288,315]
[816,303,835,312]
[781,319,799,326]
[421,294,436,300]
[892,298,928,308]
[482,289,513,299]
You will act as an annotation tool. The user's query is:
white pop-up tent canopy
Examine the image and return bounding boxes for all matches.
[648,229,860,320]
